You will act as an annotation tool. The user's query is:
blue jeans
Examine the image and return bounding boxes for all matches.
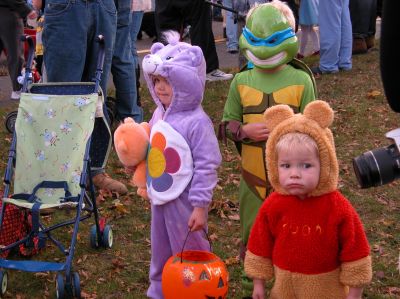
[130,11,144,70]
[43,0,116,95]
[223,0,238,51]
[112,0,143,123]
[319,0,352,72]
[43,0,117,175]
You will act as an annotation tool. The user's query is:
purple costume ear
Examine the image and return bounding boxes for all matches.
[151,42,164,54]
[187,46,204,67]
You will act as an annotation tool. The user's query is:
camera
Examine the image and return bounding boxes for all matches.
[353,128,400,188]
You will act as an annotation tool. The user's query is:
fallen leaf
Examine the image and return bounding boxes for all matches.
[224,255,239,265]
[367,90,381,98]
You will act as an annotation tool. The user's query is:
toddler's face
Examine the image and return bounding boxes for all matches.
[152,75,173,108]
[277,146,320,199]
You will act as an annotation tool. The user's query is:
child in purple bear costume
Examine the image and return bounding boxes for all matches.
[142,31,222,299]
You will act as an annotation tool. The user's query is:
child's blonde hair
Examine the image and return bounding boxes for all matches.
[276,132,319,156]
[247,0,296,30]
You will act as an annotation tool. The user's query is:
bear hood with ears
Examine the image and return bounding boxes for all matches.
[142,31,206,115]
[264,100,339,197]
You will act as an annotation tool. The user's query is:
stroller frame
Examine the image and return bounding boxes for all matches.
[1,35,113,298]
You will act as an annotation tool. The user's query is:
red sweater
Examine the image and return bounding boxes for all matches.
[247,191,370,274]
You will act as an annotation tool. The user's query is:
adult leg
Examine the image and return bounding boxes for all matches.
[223,0,238,53]
[310,26,320,53]
[43,0,88,83]
[366,0,377,49]
[318,0,341,73]
[349,0,368,54]
[130,11,144,108]
[285,0,299,32]
[338,0,352,70]
[155,0,182,42]
[299,25,310,56]
[82,0,127,194]
[130,11,144,69]
[111,0,143,123]
[186,0,219,73]
[0,9,24,93]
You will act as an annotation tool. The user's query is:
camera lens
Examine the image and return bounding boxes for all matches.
[352,144,400,188]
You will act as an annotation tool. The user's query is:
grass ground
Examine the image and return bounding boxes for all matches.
[0,47,399,298]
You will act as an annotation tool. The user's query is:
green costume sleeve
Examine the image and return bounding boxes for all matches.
[220,76,249,144]
[299,75,316,112]
[222,76,242,123]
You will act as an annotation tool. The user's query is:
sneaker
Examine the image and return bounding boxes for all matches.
[206,69,233,82]
[92,173,128,195]
[11,90,21,100]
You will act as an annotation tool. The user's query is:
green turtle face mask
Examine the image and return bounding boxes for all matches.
[239,4,299,69]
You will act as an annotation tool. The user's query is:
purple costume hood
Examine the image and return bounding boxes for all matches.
[142,32,206,116]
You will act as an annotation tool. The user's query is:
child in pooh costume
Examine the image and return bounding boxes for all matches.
[113,117,150,198]
[244,100,372,299]
[219,0,317,295]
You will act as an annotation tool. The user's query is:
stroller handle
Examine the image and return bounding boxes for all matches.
[20,35,35,92]
[94,35,105,94]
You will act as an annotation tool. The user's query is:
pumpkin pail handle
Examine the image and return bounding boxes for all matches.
[180,228,212,263]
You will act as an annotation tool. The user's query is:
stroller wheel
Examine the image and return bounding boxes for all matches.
[72,272,81,299]
[0,270,8,296]
[55,273,65,299]
[89,225,99,249]
[102,225,113,248]
[5,111,18,134]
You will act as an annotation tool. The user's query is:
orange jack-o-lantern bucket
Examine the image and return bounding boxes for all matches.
[161,231,229,299]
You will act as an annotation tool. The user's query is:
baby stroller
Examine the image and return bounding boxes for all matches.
[1,35,114,298]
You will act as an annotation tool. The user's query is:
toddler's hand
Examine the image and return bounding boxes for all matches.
[188,207,207,231]
[242,122,269,142]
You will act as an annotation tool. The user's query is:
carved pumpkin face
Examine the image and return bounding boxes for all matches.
[162,250,229,299]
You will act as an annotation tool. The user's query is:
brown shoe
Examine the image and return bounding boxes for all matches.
[365,36,375,49]
[92,173,128,195]
[352,38,367,55]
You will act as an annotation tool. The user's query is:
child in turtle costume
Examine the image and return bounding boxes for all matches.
[219,0,317,296]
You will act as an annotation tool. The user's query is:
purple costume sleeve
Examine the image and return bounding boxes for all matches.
[187,117,222,208]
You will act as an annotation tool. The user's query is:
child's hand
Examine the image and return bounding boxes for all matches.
[124,165,137,175]
[242,123,270,142]
[252,278,266,299]
[188,207,207,231]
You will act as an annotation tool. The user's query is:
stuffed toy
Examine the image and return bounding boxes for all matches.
[114,117,150,198]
